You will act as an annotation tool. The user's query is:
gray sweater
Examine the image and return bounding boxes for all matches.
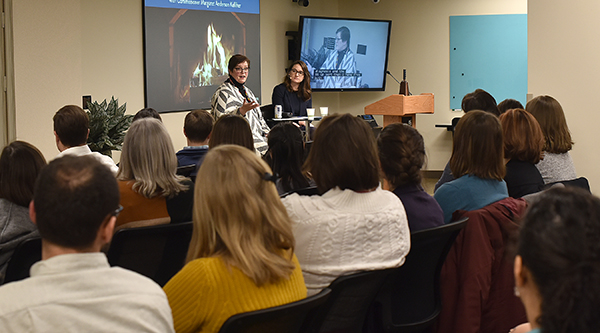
[0,198,39,284]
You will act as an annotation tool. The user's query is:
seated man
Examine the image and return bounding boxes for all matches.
[53,105,119,175]
[0,155,174,332]
[176,109,213,176]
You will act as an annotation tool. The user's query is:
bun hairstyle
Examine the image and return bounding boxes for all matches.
[377,123,425,189]
[518,187,600,333]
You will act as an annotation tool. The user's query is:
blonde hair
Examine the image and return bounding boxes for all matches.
[117,118,188,198]
[188,144,296,286]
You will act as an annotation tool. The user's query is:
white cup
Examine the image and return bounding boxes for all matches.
[307,108,315,120]
[320,107,328,117]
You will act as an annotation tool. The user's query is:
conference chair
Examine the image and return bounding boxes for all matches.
[3,237,42,284]
[280,185,319,198]
[217,288,332,333]
[106,221,193,286]
[303,269,393,333]
[367,218,469,333]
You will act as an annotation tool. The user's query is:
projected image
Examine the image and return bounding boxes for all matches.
[144,2,260,112]
[300,17,391,91]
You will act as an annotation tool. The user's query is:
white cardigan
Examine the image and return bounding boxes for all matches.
[282,187,411,296]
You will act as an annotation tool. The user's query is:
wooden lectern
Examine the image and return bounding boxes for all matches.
[364,93,434,128]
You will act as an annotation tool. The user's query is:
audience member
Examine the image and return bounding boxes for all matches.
[117,118,193,228]
[211,54,270,154]
[0,141,46,283]
[132,107,162,122]
[163,145,306,333]
[512,187,600,333]
[498,98,524,115]
[209,114,255,152]
[378,123,444,231]
[53,105,118,174]
[282,113,410,296]
[176,110,213,176]
[500,109,545,198]
[434,110,508,223]
[526,95,576,184]
[435,88,499,190]
[0,155,174,332]
[265,123,313,195]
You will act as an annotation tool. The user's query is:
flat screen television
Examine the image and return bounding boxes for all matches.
[298,16,392,91]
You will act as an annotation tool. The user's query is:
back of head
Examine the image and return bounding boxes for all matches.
[267,123,308,193]
[34,155,119,249]
[497,98,524,115]
[377,123,425,189]
[499,108,544,164]
[190,145,295,286]
[184,109,213,143]
[0,141,47,207]
[461,89,500,116]
[525,95,573,154]
[133,107,162,122]
[53,105,89,147]
[209,114,254,152]
[305,113,379,193]
[450,110,505,180]
[118,118,185,198]
[518,187,600,333]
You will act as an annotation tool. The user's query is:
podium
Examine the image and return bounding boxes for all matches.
[364,93,434,128]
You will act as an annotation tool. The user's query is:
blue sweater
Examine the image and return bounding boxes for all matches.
[434,174,508,223]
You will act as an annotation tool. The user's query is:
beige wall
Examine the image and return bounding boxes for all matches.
[528,0,600,192]
[11,0,526,171]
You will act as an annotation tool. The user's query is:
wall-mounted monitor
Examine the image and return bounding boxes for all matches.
[298,16,392,92]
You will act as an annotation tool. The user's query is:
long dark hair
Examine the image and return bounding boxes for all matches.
[266,123,309,192]
[283,60,311,102]
[518,187,600,333]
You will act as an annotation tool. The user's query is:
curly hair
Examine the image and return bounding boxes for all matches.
[518,187,600,333]
[377,123,425,189]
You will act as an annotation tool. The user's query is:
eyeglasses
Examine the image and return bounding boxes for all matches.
[290,69,304,76]
[233,67,250,73]
[113,205,124,217]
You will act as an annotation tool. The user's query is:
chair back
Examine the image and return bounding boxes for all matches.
[370,218,468,332]
[106,221,193,286]
[304,269,393,333]
[176,164,197,177]
[218,288,332,333]
[4,237,42,284]
[545,176,591,192]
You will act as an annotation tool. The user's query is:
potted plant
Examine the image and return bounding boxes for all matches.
[86,97,133,157]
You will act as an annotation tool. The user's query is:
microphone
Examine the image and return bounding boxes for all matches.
[386,70,402,94]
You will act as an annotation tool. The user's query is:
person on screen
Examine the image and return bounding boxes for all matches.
[307,26,358,89]
[211,54,270,155]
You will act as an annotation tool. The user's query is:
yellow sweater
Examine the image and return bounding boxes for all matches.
[163,254,307,333]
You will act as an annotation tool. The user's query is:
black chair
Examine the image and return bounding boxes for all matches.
[4,237,42,284]
[303,269,394,333]
[280,186,320,198]
[176,164,197,177]
[545,176,591,193]
[106,221,193,287]
[261,104,277,129]
[218,288,332,333]
[367,218,469,333]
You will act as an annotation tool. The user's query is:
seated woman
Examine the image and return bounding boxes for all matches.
[265,123,313,195]
[211,54,270,154]
[377,123,444,232]
[434,110,508,223]
[526,95,576,184]
[208,114,255,152]
[500,109,545,198]
[282,113,410,296]
[512,187,600,333]
[272,60,312,118]
[116,118,193,228]
[163,145,306,333]
[0,141,46,283]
